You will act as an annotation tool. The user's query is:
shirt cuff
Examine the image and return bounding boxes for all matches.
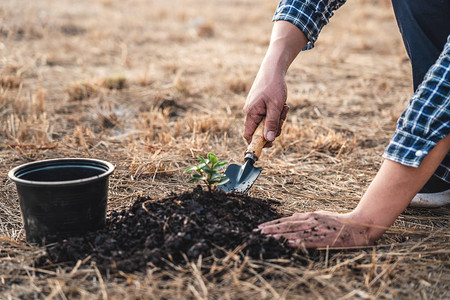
[383,129,438,168]
[272,7,316,51]
[272,0,347,51]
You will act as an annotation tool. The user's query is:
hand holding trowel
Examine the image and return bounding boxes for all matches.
[217,118,268,193]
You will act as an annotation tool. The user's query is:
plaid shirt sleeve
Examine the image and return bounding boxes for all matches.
[272,0,347,50]
[383,36,450,182]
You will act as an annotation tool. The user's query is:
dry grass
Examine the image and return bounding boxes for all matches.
[66,81,100,101]
[101,75,127,90]
[0,0,448,299]
[0,75,22,89]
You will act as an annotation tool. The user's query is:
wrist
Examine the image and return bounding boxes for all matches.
[260,50,289,78]
[346,210,382,244]
[259,21,307,76]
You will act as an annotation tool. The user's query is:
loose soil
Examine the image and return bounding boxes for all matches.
[39,187,298,273]
[2,1,449,298]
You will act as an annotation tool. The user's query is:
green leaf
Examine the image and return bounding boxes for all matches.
[207,153,218,165]
[217,177,230,185]
[209,173,226,183]
[191,174,204,180]
[197,155,208,165]
[213,161,228,171]
[184,166,198,173]
[211,173,222,179]
[202,166,215,174]
[185,153,229,189]
[216,160,228,166]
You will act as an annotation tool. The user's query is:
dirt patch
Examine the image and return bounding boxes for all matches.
[39,187,299,273]
[3,1,448,298]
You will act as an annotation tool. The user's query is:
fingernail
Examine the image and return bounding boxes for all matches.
[267,131,275,141]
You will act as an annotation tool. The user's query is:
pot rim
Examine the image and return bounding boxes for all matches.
[8,158,115,187]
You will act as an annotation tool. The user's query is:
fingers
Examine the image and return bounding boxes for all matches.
[259,214,318,235]
[243,112,263,144]
[243,96,288,144]
[285,231,341,249]
[264,102,283,142]
[277,105,289,137]
[260,220,317,235]
[270,231,315,240]
[260,215,372,249]
[256,212,341,248]
[243,97,265,144]
[273,228,335,249]
[258,212,311,228]
[286,239,324,249]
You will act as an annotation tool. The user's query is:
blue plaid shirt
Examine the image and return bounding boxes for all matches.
[273,0,450,183]
[384,39,450,182]
[273,0,347,50]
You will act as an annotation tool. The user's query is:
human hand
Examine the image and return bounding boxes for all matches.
[257,211,374,248]
[243,69,289,148]
[243,20,308,147]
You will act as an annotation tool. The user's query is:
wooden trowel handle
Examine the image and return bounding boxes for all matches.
[245,118,267,161]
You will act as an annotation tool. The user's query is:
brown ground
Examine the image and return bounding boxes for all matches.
[1,0,449,299]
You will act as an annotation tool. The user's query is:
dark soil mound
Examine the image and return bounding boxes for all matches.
[39,187,298,273]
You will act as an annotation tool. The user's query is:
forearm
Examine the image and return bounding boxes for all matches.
[352,135,450,240]
[244,21,309,143]
[260,21,308,76]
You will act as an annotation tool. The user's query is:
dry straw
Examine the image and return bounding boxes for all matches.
[0,0,448,298]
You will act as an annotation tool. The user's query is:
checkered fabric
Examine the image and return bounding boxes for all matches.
[384,36,450,183]
[273,1,449,182]
[273,0,347,50]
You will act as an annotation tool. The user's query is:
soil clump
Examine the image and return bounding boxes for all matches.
[39,187,299,273]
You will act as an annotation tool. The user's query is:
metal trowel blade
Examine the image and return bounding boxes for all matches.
[217,159,262,193]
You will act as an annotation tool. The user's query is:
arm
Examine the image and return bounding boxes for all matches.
[258,135,450,248]
[244,0,347,145]
[353,134,450,241]
[243,21,307,145]
[259,37,450,247]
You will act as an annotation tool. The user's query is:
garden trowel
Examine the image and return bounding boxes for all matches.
[218,119,268,193]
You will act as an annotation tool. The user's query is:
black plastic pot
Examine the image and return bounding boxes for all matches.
[8,158,115,245]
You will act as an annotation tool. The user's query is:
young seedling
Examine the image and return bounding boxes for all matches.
[184,153,229,192]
